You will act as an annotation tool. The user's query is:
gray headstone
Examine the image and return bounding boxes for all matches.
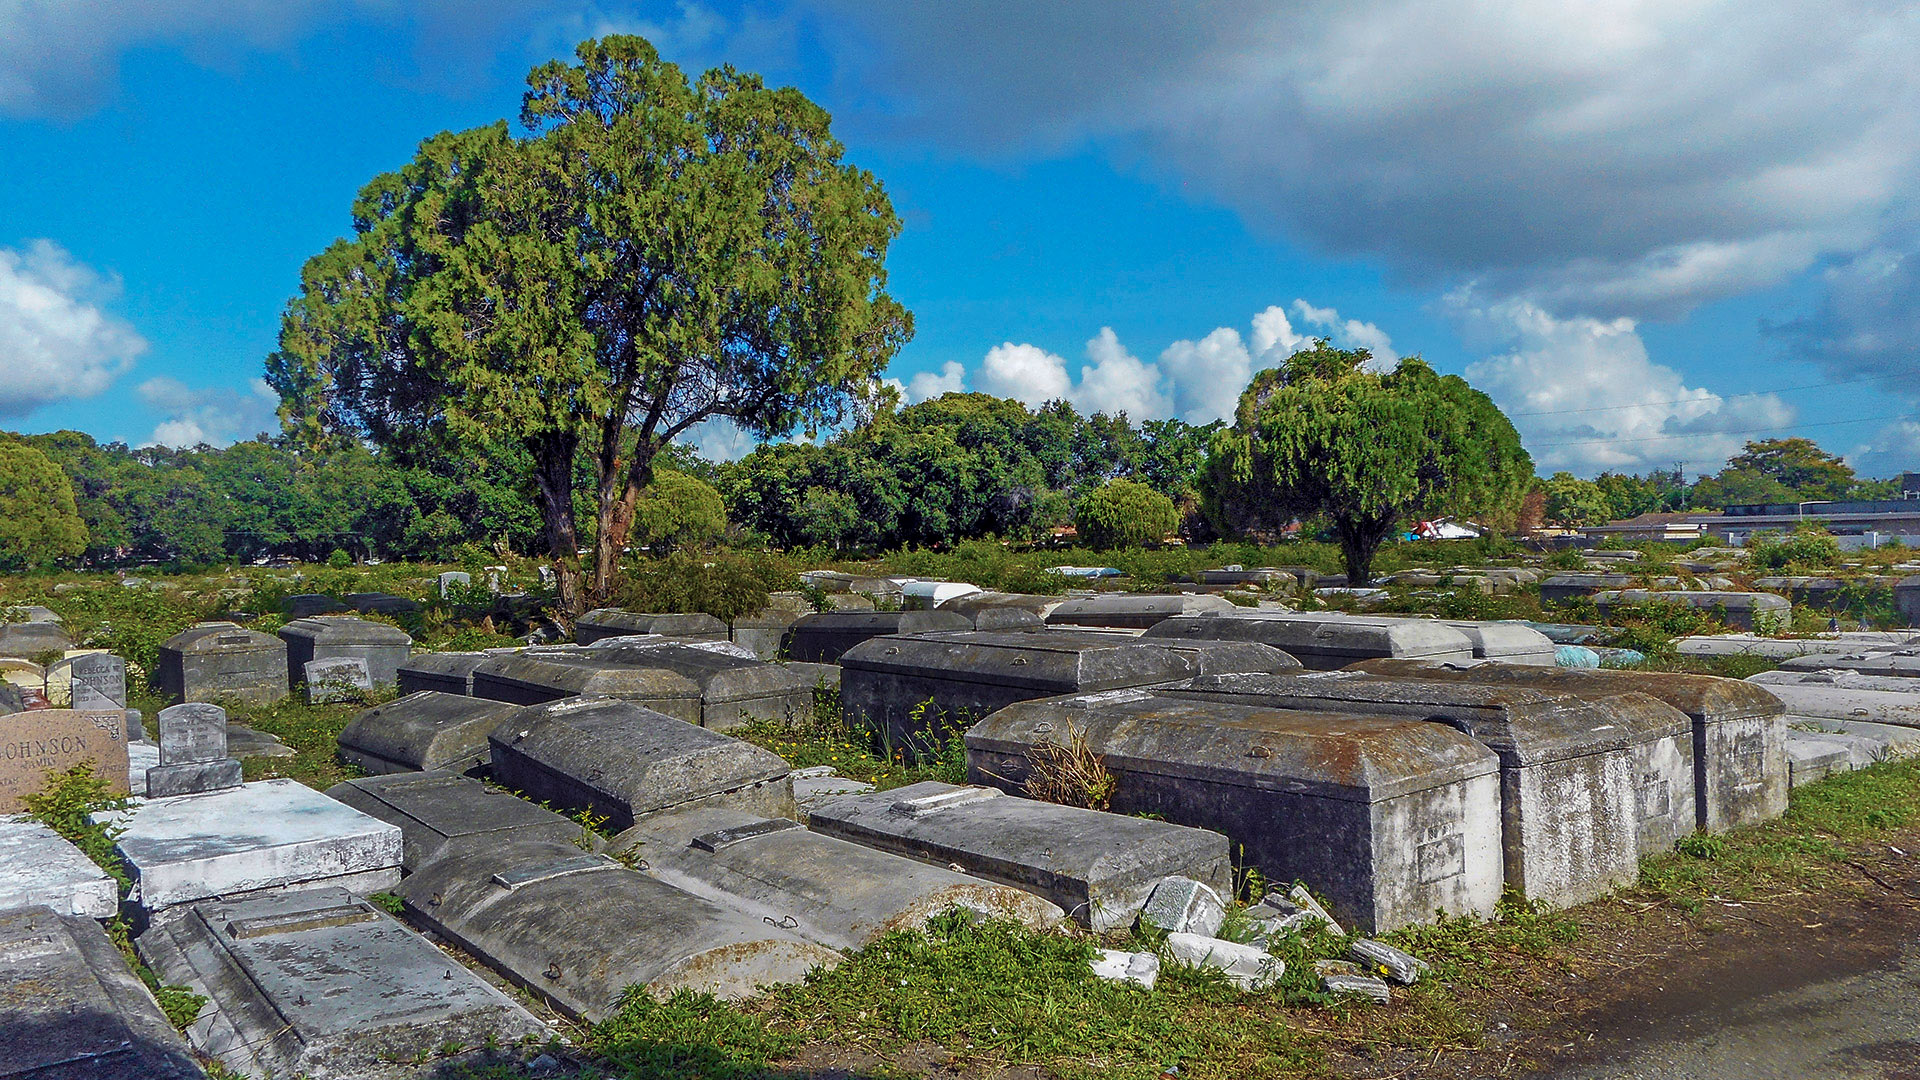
[807,781,1231,932]
[65,652,126,711]
[137,888,548,1079]
[0,906,205,1079]
[437,571,472,597]
[486,697,794,831]
[303,655,373,704]
[394,837,841,1020]
[157,702,226,765]
[969,690,1505,930]
[326,770,588,872]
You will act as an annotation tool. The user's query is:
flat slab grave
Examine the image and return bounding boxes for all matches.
[1778,648,1920,678]
[839,629,1205,759]
[395,651,493,695]
[0,817,118,918]
[608,803,1063,951]
[1158,672,1692,875]
[1352,660,1790,834]
[154,622,288,705]
[583,641,817,730]
[147,703,243,799]
[1043,593,1237,629]
[396,837,840,1020]
[278,616,414,690]
[784,609,972,663]
[94,778,401,911]
[1144,613,1475,670]
[0,905,206,1079]
[806,780,1231,931]
[966,691,1502,932]
[0,707,129,812]
[138,887,547,1079]
[487,697,794,831]
[336,692,519,775]
[326,770,588,872]
[575,609,728,644]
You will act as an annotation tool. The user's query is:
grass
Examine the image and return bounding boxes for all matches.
[732,686,970,791]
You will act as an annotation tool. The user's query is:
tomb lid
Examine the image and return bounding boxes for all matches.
[581,642,814,703]
[576,609,728,637]
[160,621,283,654]
[840,629,1199,692]
[1435,621,1558,658]
[1144,613,1473,660]
[472,654,702,701]
[1157,670,1680,765]
[278,615,416,645]
[1348,660,1787,723]
[487,697,790,816]
[1541,573,1636,587]
[1045,593,1237,626]
[396,651,492,680]
[790,610,971,635]
[337,692,518,772]
[326,770,583,869]
[968,690,1498,802]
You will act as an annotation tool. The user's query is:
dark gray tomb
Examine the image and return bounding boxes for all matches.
[278,615,414,689]
[336,692,518,775]
[155,622,288,705]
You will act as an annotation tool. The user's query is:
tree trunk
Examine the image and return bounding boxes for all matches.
[1336,513,1395,587]
[588,447,656,605]
[529,433,583,616]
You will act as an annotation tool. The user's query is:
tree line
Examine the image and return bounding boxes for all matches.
[1540,437,1903,528]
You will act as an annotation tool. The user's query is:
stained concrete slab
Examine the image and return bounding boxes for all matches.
[95,778,402,910]
[806,780,1231,931]
[336,692,518,775]
[1044,593,1238,629]
[396,837,840,1020]
[326,771,589,872]
[968,690,1504,931]
[1743,675,1920,729]
[582,641,817,730]
[1144,612,1475,670]
[1778,648,1920,678]
[137,887,548,1079]
[935,592,1060,629]
[1785,733,1853,787]
[575,609,728,644]
[607,803,1063,950]
[486,697,794,830]
[395,651,492,695]
[0,904,206,1079]
[470,653,703,719]
[0,817,118,919]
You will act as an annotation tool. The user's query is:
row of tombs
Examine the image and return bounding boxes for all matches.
[16,596,1920,1078]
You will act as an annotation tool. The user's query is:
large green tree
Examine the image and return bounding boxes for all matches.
[0,441,88,570]
[268,36,910,611]
[1543,471,1612,527]
[1075,478,1179,550]
[1200,343,1531,584]
[1689,437,1861,508]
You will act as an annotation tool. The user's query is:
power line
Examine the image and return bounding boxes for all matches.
[1529,411,1918,449]
[1508,373,1887,418]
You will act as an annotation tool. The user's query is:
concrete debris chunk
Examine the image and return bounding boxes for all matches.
[1349,938,1429,984]
[1165,932,1284,991]
[137,887,548,1079]
[0,905,207,1079]
[1288,885,1344,938]
[1312,958,1362,977]
[1322,972,1392,1003]
[1138,876,1227,937]
[1089,948,1160,989]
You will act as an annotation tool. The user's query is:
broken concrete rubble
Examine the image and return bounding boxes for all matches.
[1165,932,1283,991]
[1137,875,1227,937]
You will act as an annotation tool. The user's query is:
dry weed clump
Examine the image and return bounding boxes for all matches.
[1021,720,1117,810]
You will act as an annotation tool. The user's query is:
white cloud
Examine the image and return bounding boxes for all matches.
[138,376,279,447]
[1287,300,1399,366]
[0,240,144,417]
[976,342,1072,406]
[1849,419,1920,480]
[1158,328,1251,424]
[1075,328,1171,418]
[1458,295,1795,476]
[905,359,967,403]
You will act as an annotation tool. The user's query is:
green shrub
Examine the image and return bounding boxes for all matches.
[612,550,794,622]
[1748,524,1841,570]
[1075,479,1179,551]
[327,549,351,568]
[635,471,728,552]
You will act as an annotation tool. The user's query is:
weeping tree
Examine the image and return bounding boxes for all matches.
[268,36,910,612]
[1200,343,1531,585]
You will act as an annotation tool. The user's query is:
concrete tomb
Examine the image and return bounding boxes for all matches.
[967,690,1503,930]
[584,640,817,730]
[574,608,728,644]
[785,609,972,663]
[395,650,492,695]
[1778,648,1920,678]
[0,817,118,919]
[1143,612,1474,671]
[1193,567,1298,588]
[0,905,206,1079]
[1745,671,1920,729]
[138,887,547,1079]
[902,580,983,609]
[304,655,373,704]
[935,591,1059,629]
[326,770,589,872]
[471,652,702,719]
[731,605,802,660]
[806,780,1231,931]
[1044,593,1238,630]
[790,765,874,816]
[395,836,840,1019]
[147,703,243,799]
[1539,573,1637,605]
[1351,661,1790,833]
[487,697,794,831]
[840,629,1212,759]
[1753,575,1901,612]
[1592,590,1791,632]
[345,591,421,617]
[336,692,518,776]
[607,803,1064,951]
[95,778,402,911]
[1157,671,1691,869]
[155,622,288,705]
[1675,633,1916,660]
[278,615,414,689]
[1785,731,1853,787]
[0,708,129,813]
[280,593,349,618]
[1437,621,1558,665]
[0,618,72,659]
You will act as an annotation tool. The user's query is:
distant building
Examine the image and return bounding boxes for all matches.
[1578,511,1718,543]
[1704,497,1920,547]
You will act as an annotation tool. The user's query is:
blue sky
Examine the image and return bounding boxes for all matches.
[2,2,1916,478]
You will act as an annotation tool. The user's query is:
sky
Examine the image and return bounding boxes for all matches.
[2,1,1918,478]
